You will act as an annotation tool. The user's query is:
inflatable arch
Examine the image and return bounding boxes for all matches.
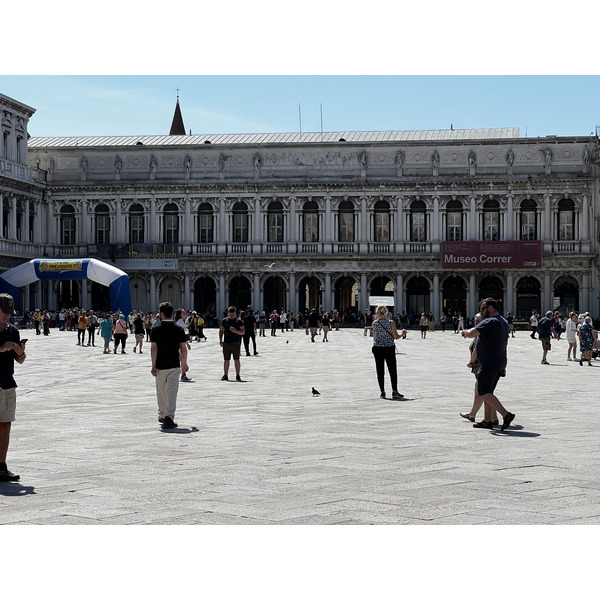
[0,258,132,315]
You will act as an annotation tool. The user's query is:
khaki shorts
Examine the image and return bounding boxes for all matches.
[0,388,17,422]
[541,337,551,352]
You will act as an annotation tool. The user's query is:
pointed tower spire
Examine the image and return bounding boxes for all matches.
[169,89,186,136]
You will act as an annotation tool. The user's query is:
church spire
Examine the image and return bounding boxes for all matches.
[169,89,186,136]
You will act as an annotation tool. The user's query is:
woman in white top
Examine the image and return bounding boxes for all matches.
[565,311,579,361]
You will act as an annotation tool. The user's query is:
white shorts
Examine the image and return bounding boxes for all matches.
[0,388,17,422]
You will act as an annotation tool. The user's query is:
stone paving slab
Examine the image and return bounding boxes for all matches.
[1,324,600,528]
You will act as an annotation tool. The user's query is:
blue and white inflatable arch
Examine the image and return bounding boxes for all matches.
[0,258,132,315]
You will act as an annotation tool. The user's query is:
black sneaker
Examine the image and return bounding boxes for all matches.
[392,391,404,399]
[0,467,20,482]
[161,416,177,429]
[221,374,228,381]
[473,420,494,429]
[501,412,515,431]
[236,375,242,382]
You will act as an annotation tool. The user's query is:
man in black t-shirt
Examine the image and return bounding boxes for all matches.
[461,297,515,432]
[150,301,188,429]
[219,306,245,381]
[242,309,258,357]
[0,293,27,481]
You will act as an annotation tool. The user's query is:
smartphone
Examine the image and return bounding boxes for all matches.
[20,339,28,345]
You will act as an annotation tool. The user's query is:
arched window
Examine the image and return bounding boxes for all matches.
[95,203,110,244]
[558,198,575,241]
[482,199,500,241]
[129,203,144,244]
[374,200,390,242]
[198,202,214,243]
[410,200,426,242]
[338,200,355,242]
[61,205,76,245]
[303,200,319,242]
[164,203,179,244]
[446,199,463,241]
[232,201,248,243]
[267,200,284,243]
[520,199,537,241]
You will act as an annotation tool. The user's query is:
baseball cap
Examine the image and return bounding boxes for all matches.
[0,293,15,315]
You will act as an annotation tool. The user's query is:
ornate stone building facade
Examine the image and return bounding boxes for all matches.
[0,93,46,304]
[3,94,600,320]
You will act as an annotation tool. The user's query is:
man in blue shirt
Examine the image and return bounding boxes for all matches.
[0,293,27,481]
[461,297,515,431]
[537,310,556,365]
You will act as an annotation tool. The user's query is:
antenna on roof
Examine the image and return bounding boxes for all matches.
[298,103,302,136]
[320,103,323,141]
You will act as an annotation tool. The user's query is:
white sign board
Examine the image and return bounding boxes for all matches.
[369,296,394,307]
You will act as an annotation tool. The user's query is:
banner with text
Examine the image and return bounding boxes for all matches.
[441,241,542,269]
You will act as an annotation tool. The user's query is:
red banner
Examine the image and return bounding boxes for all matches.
[441,241,542,269]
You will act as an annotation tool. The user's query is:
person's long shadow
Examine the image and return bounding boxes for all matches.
[160,426,200,434]
[0,483,36,496]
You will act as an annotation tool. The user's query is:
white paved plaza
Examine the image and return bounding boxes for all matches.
[2,322,600,526]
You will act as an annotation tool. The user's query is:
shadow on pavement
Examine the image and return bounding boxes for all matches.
[0,483,36,496]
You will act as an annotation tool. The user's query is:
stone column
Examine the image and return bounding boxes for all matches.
[289,271,297,316]
[252,272,260,312]
[582,194,589,240]
[184,274,191,309]
[506,272,514,315]
[23,200,30,243]
[324,272,332,312]
[10,195,17,239]
[150,274,157,310]
[395,273,404,312]
[360,273,368,313]
[396,196,404,244]
[469,195,477,241]
[289,196,297,242]
[469,274,476,320]
[149,198,157,242]
[581,272,590,312]
[432,273,440,320]
[432,197,440,242]
[360,196,367,242]
[253,197,261,243]
[0,193,4,238]
[543,194,551,240]
[506,194,514,240]
[543,271,552,310]
[115,198,122,243]
[324,196,332,253]
[218,273,226,317]
[184,197,192,243]
[81,279,88,310]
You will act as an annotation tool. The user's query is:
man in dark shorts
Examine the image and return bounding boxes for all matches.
[219,306,245,381]
[461,297,515,431]
[150,301,189,429]
[537,310,556,365]
[0,293,27,481]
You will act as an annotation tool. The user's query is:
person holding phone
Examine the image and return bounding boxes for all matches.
[0,293,27,482]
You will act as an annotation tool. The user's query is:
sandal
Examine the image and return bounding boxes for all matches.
[460,412,475,422]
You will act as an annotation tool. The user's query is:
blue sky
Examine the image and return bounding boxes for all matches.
[2,75,600,139]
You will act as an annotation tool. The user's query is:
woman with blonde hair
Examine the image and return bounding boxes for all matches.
[372,304,407,399]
